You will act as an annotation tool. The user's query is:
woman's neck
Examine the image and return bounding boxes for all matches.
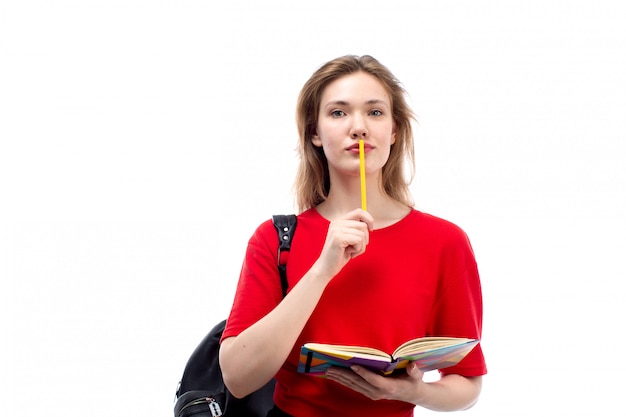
[316,180,411,229]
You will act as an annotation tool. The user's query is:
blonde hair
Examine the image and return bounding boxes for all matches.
[294,55,416,212]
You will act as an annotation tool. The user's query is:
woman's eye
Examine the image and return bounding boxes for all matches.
[370,109,383,116]
[331,110,345,117]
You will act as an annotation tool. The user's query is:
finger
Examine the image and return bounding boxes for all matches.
[407,362,423,377]
[325,367,378,399]
[342,219,371,247]
[349,365,385,386]
[341,228,369,256]
[346,208,374,231]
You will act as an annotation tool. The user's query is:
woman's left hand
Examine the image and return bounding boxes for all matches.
[325,362,424,403]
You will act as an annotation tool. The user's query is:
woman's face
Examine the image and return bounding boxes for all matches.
[312,71,396,181]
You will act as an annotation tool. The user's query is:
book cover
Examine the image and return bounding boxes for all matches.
[298,338,479,376]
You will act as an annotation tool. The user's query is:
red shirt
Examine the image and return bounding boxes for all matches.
[223,208,487,417]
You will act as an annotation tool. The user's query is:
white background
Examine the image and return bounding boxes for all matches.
[1,1,625,415]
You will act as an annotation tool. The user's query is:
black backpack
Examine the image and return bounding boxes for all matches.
[174,214,297,417]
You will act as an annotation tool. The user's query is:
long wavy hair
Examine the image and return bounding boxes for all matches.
[294,55,416,212]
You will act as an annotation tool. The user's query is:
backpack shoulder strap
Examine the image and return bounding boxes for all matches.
[272,214,297,297]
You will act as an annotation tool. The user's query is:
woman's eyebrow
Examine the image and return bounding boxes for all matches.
[324,99,389,108]
[365,99,389,107]
[324,100,350,108]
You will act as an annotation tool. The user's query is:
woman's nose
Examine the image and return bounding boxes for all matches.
[350,116,368,139]
[351,129,367,138]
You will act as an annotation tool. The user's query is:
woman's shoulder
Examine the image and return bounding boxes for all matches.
[250,208,323,241]
[405,209,472,243]
[412,209,464,229]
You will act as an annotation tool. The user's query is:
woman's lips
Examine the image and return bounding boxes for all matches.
[347,143,372,153]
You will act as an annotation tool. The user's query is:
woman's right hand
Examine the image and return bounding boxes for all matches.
[312,208,374,283]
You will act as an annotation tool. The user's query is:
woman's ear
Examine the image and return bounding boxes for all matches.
[311,128,322,147]
[390,123,397,145]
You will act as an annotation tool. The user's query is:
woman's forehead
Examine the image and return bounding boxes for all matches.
[320,72,391,106]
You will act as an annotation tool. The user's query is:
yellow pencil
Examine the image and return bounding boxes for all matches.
[359,139,367,211]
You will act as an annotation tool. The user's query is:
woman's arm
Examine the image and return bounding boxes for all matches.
[219,209,374,398]
[412,373,482,411]
[220,266,328,398]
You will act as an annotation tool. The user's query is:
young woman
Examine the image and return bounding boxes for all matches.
[219,55,487,417]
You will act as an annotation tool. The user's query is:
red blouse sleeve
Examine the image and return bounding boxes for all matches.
[428,227,487,377]
[221,219,283,342]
